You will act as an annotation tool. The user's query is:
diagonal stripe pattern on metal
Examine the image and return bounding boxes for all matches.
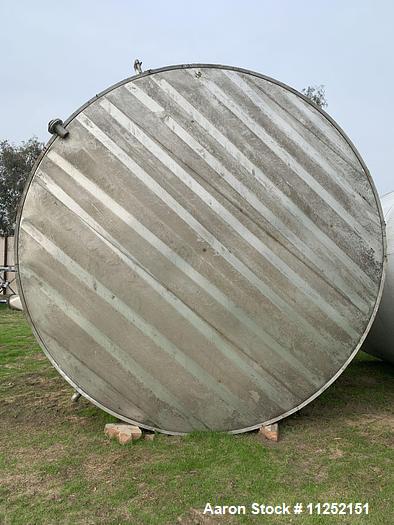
[15,64,386,434]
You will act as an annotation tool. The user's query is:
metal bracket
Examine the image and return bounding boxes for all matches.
[48,118,69,138]
[8,294,23,311]
[71,391,82,403]
[0,265,17,296]
[134,58,143,75]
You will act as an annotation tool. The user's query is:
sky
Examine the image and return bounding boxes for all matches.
[1,0,393,194]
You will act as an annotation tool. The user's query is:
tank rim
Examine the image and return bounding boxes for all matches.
[14,63,387,434]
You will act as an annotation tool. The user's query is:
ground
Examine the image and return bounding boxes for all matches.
[0,306,393,525]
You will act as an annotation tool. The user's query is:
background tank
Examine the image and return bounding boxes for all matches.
[364,191,394,365]
[15,64,386,434]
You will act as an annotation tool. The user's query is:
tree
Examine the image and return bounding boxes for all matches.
[0,138,44,237]
[302,85,328,109]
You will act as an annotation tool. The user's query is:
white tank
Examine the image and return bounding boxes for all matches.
[364,191,394,364]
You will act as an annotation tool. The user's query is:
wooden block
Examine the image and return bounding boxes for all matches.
[104,423,142,444]
[118,431,133,445]
[258,423,279,442]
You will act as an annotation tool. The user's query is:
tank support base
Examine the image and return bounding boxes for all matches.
[71,391,81,403]
[258,423,279,442]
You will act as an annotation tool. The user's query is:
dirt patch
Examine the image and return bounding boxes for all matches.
[0,371,77,425]
[346,413,394,446]
[2,471,63,501]
[6,442,67,467]
[177,508,232,524]
[347,413,394,430]
[328,448,344,459]
[82,451,125,482]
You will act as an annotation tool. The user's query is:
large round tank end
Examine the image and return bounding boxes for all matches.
[15,64,386,433]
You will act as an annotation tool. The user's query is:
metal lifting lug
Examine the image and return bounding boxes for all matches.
[48,118,69,138]
[134,58,143,74]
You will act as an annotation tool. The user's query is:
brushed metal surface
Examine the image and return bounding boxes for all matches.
[364,191,394,364]
[16,64,386,433]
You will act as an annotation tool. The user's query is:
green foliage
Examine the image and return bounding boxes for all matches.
[0,138,44,236]
[302,85,328,109]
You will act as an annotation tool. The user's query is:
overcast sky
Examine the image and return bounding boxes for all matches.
[1,0,393,194]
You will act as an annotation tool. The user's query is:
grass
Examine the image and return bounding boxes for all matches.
[0,305,393,524]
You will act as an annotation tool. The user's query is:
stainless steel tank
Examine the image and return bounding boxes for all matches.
[364,191,394,364]
[15,64,386,434]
